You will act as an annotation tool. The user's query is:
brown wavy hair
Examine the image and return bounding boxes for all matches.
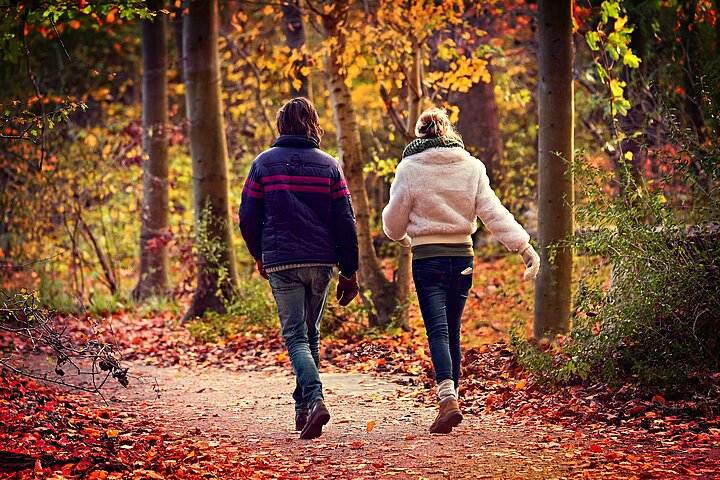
[276,97,324,144]
[414,107,462,143]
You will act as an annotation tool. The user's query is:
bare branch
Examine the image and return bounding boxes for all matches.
[379,83,411,141]
[0,291,130,403]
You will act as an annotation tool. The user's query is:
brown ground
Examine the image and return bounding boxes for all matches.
[89,360,584,480]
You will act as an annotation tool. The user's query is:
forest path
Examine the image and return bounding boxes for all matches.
[101,361,581,479]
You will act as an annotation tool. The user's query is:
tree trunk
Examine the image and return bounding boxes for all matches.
[534,0,574,339]
[322,2,396,327]
[392,36,424,328]
[172,1,186,122]
[680,1,705,140]
[282,0,312,100]
[183,0,239,320]
[133,0,171,302]
[454,76,504,182]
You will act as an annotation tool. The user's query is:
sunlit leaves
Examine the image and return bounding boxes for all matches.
[582,1,641,118]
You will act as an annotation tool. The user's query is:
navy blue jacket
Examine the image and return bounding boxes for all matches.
[238,135,359,277]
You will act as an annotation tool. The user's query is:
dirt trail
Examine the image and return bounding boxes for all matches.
[97,361,580,479]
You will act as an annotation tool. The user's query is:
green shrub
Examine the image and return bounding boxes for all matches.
[187,274,278,342]
[513,92,720,391]
[37,273,76,313]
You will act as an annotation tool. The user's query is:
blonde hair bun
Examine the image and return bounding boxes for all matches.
[414,107,461,143]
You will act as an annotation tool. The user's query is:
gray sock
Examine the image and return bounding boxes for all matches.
[437,379,456,401]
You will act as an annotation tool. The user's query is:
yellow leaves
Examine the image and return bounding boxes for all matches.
[261,5,273,16]
[85,134,98,148]
[105,429,121,437]
[515,379,528,390]
[447,104,459,124]
[92,88,111,101]
[366,420,375,432]
[346,64,361,81]
[614,15,628,31]
[355,55,368,69]
[292,78,302,91]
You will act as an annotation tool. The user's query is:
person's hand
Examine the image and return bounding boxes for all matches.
[256,259,269,280]
[398,235,411,248]
[336,272,359,306]
[519,244,540,281]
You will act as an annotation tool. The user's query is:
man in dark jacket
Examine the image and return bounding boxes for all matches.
[239,97,359,440]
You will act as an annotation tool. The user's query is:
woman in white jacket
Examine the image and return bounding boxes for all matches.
[382,107,540,434]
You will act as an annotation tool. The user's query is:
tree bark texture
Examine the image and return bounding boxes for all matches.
[534,0,574,339]
[322,2,396,327]
[282,0,312,100]
[183,0,239,319]
[392,39,424,327]
[454,76,504,182]
[134,0,171,301]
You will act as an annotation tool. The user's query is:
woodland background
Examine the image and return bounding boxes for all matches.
[0,0,719,478]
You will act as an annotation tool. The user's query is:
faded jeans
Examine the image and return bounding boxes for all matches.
[412,256,473,388]
[269,266,333,412]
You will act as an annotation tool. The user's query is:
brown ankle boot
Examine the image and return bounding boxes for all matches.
[429,397,463,434]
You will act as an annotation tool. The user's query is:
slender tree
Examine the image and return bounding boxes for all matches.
[321,0,398,326]
[133,0,170,301]
[183,0,239,319]
[282,0,312,100]
[534,0,574,339]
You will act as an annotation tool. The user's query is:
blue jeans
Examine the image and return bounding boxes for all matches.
[269,266,333,412]
[412,256,473,388]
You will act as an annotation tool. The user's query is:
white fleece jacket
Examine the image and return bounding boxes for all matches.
[382,147,530,252]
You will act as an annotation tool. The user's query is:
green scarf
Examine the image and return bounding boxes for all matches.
[401,136,464,159]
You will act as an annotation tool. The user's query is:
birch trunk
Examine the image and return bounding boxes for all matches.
[323,2,396,326]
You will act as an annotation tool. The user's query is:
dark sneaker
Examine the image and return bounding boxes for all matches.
[295,409,309,431]
[299,399,330,439]
[429,397,463,434]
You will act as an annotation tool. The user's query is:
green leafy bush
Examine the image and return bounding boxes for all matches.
[514,93,720,391]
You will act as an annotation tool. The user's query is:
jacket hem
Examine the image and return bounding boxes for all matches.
[411,233,473,246]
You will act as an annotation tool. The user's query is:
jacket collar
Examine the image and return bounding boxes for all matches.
[272,134,319,149]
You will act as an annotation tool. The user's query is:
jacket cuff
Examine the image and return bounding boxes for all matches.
[516,243,532,255]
